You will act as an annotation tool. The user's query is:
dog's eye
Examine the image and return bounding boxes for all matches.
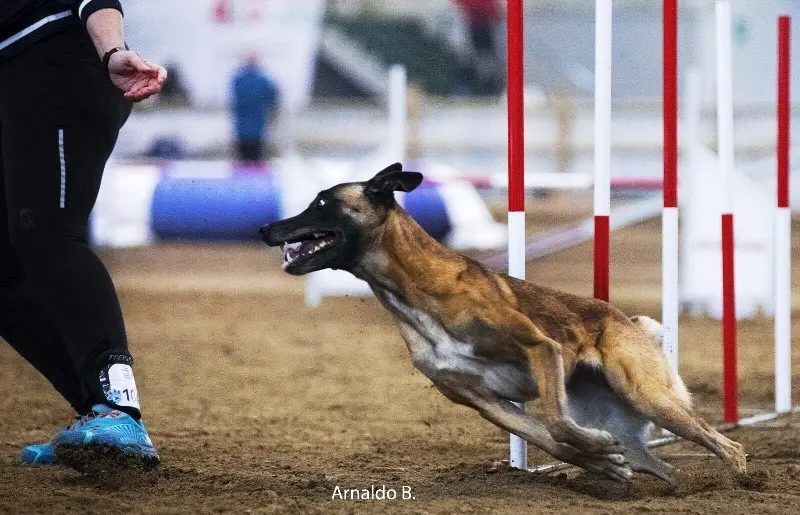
[317,199,326,207]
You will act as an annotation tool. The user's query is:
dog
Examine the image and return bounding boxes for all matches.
[260,163,746,484]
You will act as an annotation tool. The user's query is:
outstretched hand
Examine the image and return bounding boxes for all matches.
[107,50,167,102]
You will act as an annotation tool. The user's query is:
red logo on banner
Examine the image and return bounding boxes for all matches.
[213,0,233,24]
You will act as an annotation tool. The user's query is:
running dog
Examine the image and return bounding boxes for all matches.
[259,163,746,483]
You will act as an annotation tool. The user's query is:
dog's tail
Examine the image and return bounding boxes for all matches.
[629,316,692,407]
[629,315,663,345]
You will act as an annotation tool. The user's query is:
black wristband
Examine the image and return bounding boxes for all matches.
[102,47,125,81]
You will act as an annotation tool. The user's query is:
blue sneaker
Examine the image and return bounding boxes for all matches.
[21,442,57,465]
[21,405,159,468]
[21,418,80,466]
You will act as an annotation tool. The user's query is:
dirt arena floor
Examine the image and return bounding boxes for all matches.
[2,194,800,514]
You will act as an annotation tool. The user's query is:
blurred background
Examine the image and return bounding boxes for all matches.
[88,0,800,316]
[118,0,799,167]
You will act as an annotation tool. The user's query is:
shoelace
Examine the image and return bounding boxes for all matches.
[67,409,102,431]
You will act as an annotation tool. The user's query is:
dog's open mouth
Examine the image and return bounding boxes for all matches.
[281,231,339,269]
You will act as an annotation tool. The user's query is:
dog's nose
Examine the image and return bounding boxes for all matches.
[259,225,269,236]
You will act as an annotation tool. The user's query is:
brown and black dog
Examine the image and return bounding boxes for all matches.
[260,163,746,484]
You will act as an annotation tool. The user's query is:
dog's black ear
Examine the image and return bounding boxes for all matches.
[374,162,404,177]
[366,164,423,201]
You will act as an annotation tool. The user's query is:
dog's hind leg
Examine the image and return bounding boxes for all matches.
[598,326,746,474]
[567,365,676,484]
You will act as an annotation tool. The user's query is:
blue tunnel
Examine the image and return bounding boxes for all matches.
[403,183,452,242]
[151,174,283,241]
[150,174,452,242]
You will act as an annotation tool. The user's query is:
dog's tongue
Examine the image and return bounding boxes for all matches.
[283,241,302,262]
[283,234,335,266]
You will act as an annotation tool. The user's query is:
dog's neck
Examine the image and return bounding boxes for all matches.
[352,207,463,307]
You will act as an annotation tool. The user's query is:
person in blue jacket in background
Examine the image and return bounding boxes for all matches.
[231,54,279,162]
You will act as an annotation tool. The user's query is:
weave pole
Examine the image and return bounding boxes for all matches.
[715,0,738,423]
[775,15,792,414]
[506,0,527,470]
[662,0,679,371]
[594,0,612,302]
[387,65,407,162]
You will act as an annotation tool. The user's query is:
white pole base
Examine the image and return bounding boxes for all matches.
[509,401,527,470]
[508,211,526,280]
[507,211,527,469]
[775,207,792,413]
[662,207,680,372]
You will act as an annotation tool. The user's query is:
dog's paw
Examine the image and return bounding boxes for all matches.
[580,428,625,456]
[607,453,627,466]
[552,443,632,483]
[550,422,622,455]
[579,452,633,483]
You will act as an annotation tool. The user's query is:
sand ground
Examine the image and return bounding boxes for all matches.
[1,194,799,514]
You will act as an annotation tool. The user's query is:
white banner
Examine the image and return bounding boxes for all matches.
[681,148,774,319]
[124,0,324,110]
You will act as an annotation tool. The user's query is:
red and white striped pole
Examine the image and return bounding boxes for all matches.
[662,0,679,372]
[716,0,738,423]
[506,0,527,470]
[775,15,792,414]
[594,0,612,302]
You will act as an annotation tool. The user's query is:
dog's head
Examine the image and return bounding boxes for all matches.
[260,163,423,275]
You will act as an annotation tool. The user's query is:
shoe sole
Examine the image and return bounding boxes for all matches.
[55,443,160,474]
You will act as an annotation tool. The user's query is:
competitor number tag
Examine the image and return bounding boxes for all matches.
[103,364,141,410]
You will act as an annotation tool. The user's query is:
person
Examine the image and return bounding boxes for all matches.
[158,62,191,106]
[0,1,166,466]
[453,0,504,94]
[231,54,279,162]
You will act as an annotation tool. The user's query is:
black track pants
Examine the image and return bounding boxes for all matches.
[0,25,134,415]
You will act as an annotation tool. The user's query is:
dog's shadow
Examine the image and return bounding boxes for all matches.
[422,461,764,502]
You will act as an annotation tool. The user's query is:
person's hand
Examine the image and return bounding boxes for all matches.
[107,50,167,102]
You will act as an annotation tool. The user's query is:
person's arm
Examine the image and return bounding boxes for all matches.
[82,5,167,102]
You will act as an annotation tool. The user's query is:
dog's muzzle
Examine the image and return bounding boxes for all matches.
[259,224,279,246]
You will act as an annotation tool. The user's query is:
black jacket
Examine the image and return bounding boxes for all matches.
[0,0,123,62]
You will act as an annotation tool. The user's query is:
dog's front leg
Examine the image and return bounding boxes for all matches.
[434,374,632,483]
[485,309,623,456]
[523,338,619,454]
[525,336,628,455]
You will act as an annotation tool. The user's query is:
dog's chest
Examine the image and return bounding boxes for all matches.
[382,292,477,375]
[377,290,537,401]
